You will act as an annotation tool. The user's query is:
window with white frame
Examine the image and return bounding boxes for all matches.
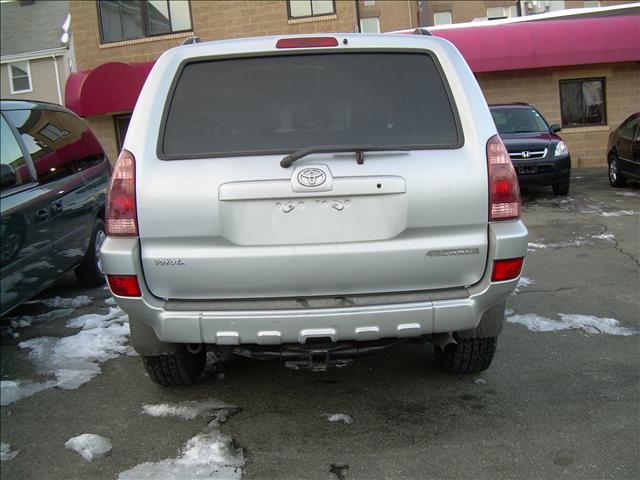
[364,0,375,6]
[360,17,380,33]
[288,0,335,18]
[433,11,452,25]
[487,7,511,19]
[8,61,32,94]
[583,1,600,7]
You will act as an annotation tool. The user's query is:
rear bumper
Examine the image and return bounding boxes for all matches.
[101,221,528,350]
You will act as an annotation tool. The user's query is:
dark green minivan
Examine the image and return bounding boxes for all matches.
[1,100,110,316]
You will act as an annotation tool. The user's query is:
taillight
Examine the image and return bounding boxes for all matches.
[106,150,138,236]
[107,275,142,297]
[487,134,521,221]
[276,37,338,49]
[492,258,524,282]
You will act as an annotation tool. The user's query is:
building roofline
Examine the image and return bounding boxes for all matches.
[1,47,68,63]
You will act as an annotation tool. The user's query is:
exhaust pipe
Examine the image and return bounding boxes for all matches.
[430,333,457,354]
[186,343,203,354]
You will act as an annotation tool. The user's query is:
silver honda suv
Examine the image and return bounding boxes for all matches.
[101,33,528,386]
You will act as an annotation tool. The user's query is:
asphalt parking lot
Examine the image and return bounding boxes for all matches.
[1,167,638,480]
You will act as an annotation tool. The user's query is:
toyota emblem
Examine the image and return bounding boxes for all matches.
[298,168,326,187]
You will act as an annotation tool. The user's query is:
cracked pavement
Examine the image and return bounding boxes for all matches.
[1,167,639,480]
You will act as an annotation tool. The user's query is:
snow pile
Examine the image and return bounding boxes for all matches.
[120,400,244,480]
[325,413,353,424]
[105,297,116,306]
[472,378,487,385]
[60,248,85,258]
[5,308,74,332]
[27,296,92,309]
[0,379,57,406]
[0,442,20,461]
[507,312,638,336]
[65,434,112,461]
[143,400,237,420]
[615,191,640,197]
[17,307,129,390]
[528,240,593,250]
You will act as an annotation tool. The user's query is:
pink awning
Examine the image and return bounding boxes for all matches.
[65,61,154,117]
[431,15,640,73]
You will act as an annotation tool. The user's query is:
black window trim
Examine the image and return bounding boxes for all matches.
[559,76,607,129]
[155,50,465,161]
[96,0,194,45]
[286,0,337,19]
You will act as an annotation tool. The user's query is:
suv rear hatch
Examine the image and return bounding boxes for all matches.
[137,47,489,300]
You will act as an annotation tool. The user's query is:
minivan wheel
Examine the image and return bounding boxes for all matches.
[608,155,626,187]
[552,180,570,196]
[142,346,206,386]
[75,218,106,287]
[435,336,497,374]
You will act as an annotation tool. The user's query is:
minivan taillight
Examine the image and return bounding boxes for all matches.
[106,149,138,236]
[487,134,521,221]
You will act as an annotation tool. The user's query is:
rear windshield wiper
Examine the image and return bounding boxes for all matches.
[280,145,411,168]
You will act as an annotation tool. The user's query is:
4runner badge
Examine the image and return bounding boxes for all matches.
[298,168,326,187]
[154,258,186,266]
[426,248,480,257]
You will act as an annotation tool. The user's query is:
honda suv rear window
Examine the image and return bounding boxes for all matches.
[161,52,461,159]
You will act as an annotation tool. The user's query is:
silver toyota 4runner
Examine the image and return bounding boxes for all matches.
[101,34,528,386]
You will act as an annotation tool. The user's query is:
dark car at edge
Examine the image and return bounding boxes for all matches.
[1,100,111,316]
[607,112,640,187]
[490,103,571,195]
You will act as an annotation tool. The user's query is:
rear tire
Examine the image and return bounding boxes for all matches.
[75,218,106,287]
[142,347,206,386]
[552,180,570,196]
[608,155,626,187]
[436,336,497,374]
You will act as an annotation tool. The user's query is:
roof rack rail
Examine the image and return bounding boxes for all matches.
[182,36,201,45]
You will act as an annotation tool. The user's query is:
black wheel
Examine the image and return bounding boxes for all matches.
[552,180,570,195]
[142,346,206,386]
[75,218,106,287]
[608,155,626,187]
[436,336,497,374]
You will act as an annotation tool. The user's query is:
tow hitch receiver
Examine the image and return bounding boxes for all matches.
[285,350,354,371]
[230,339,411,371]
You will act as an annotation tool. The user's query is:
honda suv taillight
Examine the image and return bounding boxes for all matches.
[106,149,138,236]
[487,134,521,221]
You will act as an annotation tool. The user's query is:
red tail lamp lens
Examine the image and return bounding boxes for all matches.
[487,134,521,221]
[492,258,524,282]
[106,150,138,236]
[107,275,142,297]
[276,37,339,48]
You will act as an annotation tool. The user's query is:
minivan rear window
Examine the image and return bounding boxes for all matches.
[161,52,461,158]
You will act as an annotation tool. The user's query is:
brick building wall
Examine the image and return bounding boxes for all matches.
[70,0,358,71]
[477,62,640,167]
[358,0,416,32]
[426,0,637,25]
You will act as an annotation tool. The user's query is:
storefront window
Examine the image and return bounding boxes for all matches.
[559,78,606,127]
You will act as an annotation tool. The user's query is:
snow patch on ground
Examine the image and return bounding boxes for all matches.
[512,276,535,295]
[325,413,353,424]
[599,210,638,217]
[592,232,615,241]
[17,307,129,390]
[27,295,92,309]
[4,309,75,333]
[142,400,237,420]
[65,434,112,461]
[60,248,85,258]
[105,297,116,306]
[527,239,593,251]
[614,191,640,197]
[507,312,638,336]
[0,379,57,406]
[120,401,243,479]
[472,378,487,385]
[0,442,19,461]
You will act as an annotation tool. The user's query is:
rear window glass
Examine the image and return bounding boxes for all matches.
[161,53,461,158]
